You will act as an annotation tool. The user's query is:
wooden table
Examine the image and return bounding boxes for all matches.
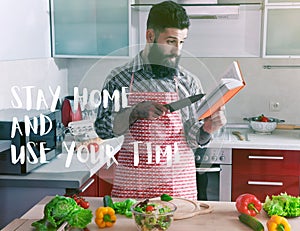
[3,196,300,230]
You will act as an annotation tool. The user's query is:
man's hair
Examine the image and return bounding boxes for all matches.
[147,1,190,32]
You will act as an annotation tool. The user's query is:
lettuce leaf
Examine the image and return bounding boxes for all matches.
[32,195,92,230]
[263,192,300,217]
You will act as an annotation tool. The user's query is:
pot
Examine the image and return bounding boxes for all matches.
[243,116,285,134]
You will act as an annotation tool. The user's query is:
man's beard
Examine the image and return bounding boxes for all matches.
[147,42,180,78]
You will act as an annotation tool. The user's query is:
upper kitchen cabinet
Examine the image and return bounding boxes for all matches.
[132,3,262,57]
[263,2,300,58]
[0,0,51,61]
[51,0,130,58]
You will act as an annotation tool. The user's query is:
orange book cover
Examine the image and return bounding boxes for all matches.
[198,61,245,120]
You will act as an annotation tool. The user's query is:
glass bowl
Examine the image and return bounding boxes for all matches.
[131,199,177,231]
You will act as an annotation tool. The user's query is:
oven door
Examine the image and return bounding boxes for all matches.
[196,164,231,201]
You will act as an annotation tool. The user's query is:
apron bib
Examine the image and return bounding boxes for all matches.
[111,75,197,200]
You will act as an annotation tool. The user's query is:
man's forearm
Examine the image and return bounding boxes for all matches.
[112,107,135,136]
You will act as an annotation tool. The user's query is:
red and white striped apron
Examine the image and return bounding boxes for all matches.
[111,74,197,200]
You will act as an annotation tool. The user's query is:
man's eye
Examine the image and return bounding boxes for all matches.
[167,40,176,45]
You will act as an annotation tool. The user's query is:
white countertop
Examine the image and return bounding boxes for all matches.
[207,126,300,150]
[33,135,124,177]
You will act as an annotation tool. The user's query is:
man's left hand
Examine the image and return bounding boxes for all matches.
[202,106,227,134]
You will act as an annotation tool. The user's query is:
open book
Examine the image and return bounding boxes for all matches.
[198,61,245,120]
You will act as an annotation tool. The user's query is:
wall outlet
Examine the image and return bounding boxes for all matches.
[269,101,281,112]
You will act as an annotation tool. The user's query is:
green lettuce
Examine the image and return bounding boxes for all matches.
[263,192,300,217]
[32,195,92,230]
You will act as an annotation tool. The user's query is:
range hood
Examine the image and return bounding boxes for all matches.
[184,5,239,19]
[132,0,241,19]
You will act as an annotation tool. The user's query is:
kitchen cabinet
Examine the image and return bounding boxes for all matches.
[0,0,51,61]
[78,174,99,197]
[77,166,115,197]
[232,149,300,201]
[77,172,113,197]
[51,0,130,58]
[263,2,300,57]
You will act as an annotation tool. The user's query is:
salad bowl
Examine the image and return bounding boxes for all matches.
[131,199,177,231]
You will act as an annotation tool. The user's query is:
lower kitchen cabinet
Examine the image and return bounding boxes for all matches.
[79,165,116,197]
[232,149,300,201]
[77,171,114,197]
[79,174,99,197]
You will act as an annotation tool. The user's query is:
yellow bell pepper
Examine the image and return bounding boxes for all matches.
[267,215,291,231]
[95,206,117,228]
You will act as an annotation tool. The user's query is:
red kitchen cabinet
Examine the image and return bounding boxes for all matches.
[232,149,300,202]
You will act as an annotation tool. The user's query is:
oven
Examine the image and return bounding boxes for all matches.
[194,147,232,201]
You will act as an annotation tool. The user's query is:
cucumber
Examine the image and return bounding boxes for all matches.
[238,213,264,231]
[103,195,114,208]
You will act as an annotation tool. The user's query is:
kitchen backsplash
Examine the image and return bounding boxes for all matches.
[67,57,300,124]
[0,58,68,110]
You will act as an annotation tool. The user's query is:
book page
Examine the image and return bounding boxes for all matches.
[222,61,243,81]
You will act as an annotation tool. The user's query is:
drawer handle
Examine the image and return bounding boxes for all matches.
[196,167,221,173]
[248,155,284,160]
[248,181,283,186]
[79,178,95,193]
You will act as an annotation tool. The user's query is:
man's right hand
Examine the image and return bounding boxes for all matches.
[129,101,168,124]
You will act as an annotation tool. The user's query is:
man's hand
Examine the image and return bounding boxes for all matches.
[129,101,168,124]
[202,106,227,134]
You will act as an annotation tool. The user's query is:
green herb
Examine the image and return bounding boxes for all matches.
[263,192,300,217]
[160,194,173,202]
[113,198,137,218]
[31,195,92,230]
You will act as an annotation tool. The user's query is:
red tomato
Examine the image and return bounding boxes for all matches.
[79,198,90,209]
[261,116,269,122]
[71,194,90,209]
[87,142,99,153]
[145,205,154,212]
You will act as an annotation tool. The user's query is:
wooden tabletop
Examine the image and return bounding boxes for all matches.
[3,196,300,231]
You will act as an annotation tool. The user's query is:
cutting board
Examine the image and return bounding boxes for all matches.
[2,219,75,231]
[276,124,300,130]
[171,197,213,220]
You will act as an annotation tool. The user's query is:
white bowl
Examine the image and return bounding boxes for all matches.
[250,121,277,134]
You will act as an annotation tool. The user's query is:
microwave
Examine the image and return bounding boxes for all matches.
[0,109,62,175]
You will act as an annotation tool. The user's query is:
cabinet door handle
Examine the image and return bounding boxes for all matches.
[248,181,283,186]
[196,167,221,173]
[79,178,95,193]
[248,155,284,160]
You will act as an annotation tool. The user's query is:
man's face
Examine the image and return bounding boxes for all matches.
[148,28,188,68]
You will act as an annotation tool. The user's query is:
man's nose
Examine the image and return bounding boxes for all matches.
[171,43,181,56]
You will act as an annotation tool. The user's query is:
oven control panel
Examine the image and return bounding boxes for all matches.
[194,148,232,165]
